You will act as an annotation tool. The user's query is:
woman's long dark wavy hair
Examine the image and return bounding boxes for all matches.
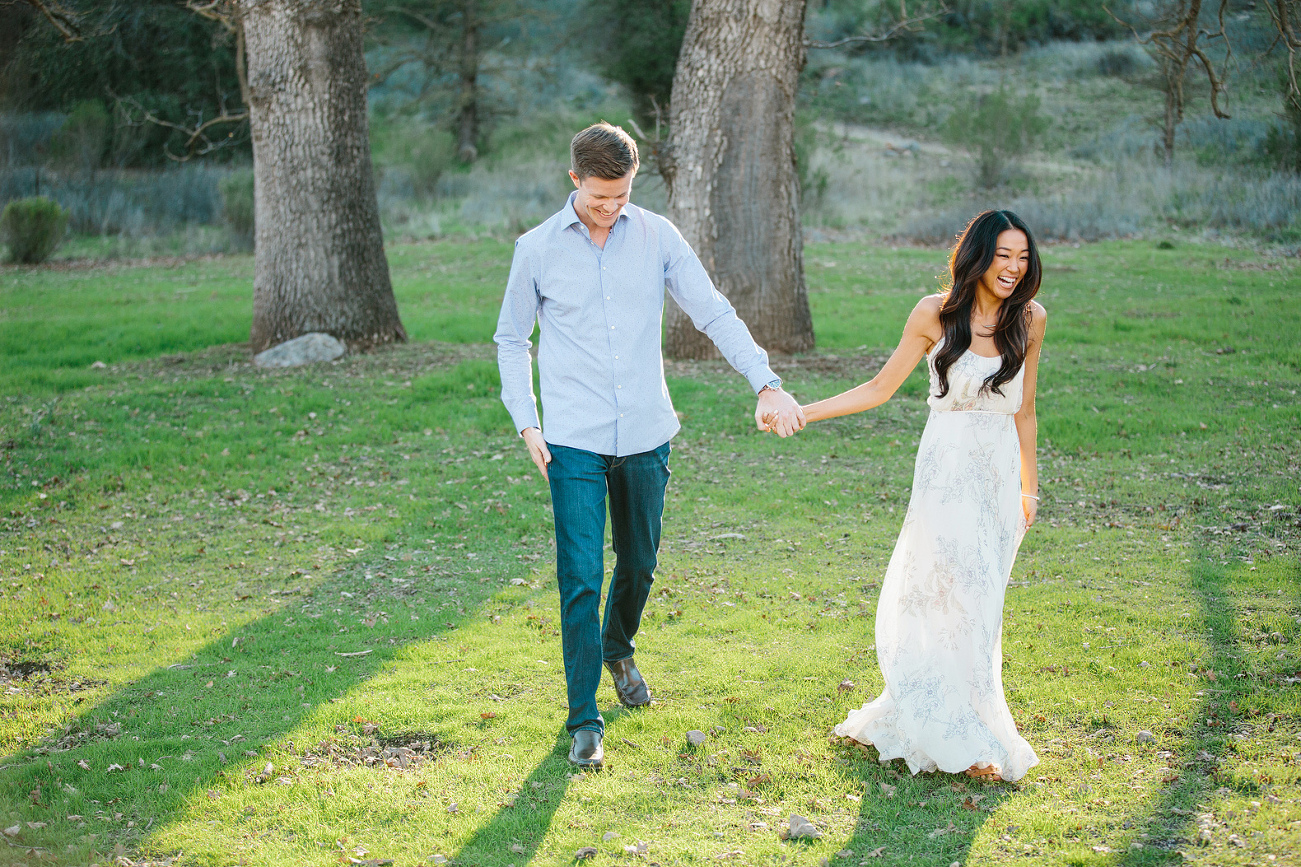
[932,209,1042,399]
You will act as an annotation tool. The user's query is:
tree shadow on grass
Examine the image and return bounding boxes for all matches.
[0,564,510,866]
[449,730,573,867]
[836,748,1015,865]
[1110,554,1287,866]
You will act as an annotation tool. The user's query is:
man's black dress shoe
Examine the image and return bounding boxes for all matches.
[605,657,651,708]
[568,730,604,769]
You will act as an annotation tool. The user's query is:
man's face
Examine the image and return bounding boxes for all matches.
[569,170,633,231]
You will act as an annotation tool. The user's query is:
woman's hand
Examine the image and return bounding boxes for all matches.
[1021,493,1038,528]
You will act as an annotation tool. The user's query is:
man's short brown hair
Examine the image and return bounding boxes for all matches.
[570,122,639,180]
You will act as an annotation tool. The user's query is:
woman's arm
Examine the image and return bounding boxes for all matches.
[802,296,943,424]
[1014,302,1048,527]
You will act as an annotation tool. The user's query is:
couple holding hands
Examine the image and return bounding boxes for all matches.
[494,123,1045,782]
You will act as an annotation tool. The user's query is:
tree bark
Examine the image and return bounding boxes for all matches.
[241,0,406,354]
[456,0,480,163]
[1162,80,1179,166]
[662,0,814,359]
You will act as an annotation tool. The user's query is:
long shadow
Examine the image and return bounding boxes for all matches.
[449,730,573,866]
[837,748,1014,865]
[0,562,513,866]
[1111,552,1289,866]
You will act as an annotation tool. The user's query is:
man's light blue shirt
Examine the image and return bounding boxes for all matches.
[494,192,778,457]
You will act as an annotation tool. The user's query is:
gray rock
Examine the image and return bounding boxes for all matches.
[1136,730,1156,743]
[601,831,619,842]
[686,730,707,747]
[254,332,345,368]
[786,814,821,840]
[575,847,597,860]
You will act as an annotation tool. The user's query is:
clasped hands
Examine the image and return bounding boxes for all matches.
[755,388,805,438]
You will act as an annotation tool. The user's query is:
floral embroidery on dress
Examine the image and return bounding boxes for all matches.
[834,340,1039,782]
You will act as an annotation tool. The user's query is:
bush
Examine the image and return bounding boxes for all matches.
[1264,75,1301,174]
[218,169,255,247]
[371,118,456,199]
[582,0,690,127]
[1095,48,1141,78]
[408,130,456,197]
[794,111,830,210]
[49,101,110,172]
[943,87,1048,187]
[1,196,70,263]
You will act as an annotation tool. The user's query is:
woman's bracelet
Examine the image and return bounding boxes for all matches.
[1021,493,1039,501]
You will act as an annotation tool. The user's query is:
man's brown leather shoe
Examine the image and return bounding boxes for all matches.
[568,730,603,769]
[605,657,651,708]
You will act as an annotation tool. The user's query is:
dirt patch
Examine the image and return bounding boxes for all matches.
[297,730,454,772]
[0,658,61,681]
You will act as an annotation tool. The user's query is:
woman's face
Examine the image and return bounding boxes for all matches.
[978,229,1030,300]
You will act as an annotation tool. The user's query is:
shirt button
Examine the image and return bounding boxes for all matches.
[610,325,615,330]
[614,355,619,360]
[617,385,622,389]
[619,413,624,418]
[606,296,611,300]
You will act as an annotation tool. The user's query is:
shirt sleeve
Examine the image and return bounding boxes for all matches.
[661,220,778,394]
[493,240,542,433]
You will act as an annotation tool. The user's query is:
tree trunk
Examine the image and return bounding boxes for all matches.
[240,0,406,354]
[456,0,480,163]
[662,0,814,360]
[1161,82,1178,166]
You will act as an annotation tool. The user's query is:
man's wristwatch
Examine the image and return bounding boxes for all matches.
[758,378,782,395]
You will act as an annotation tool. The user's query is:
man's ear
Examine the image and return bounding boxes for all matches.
[569,170,581,189]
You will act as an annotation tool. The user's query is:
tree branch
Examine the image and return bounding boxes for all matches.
[1263,0,1301,108]
[2,0,83,41]
[116,94,248,162]
[806,1,946,50]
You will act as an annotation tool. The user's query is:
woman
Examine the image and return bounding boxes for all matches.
[800,210,1046,782]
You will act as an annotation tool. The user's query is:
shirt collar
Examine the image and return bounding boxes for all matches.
[561,190,631,236]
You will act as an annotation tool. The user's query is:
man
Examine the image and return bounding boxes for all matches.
[494,122,803,770]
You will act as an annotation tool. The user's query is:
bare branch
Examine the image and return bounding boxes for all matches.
[806,2,946,50]
[1263,0,1301,107]
[117,94,248,162]
[3,0,83,41]
[185,0,237,31]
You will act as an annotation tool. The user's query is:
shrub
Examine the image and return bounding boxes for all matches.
[1264,75,1301,174]
[582,0,691,127]
[218,169,255,247]
[943,87,1048,188]
[371,119,456,199]
[49,101,111,172]
[1,196,70,263]
[408,130,457,198]
[1095,48,1141,78]
[0,113,66,168]
[794,111,830,210]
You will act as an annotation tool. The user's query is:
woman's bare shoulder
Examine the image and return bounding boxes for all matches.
[913,293,946,320]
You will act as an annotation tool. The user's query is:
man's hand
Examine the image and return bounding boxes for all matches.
[521,427,552,480]
[755,388,805,438]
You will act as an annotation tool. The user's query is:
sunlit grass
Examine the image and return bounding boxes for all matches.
[0,238,1297,866]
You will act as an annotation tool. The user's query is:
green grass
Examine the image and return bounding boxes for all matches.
[0,239,1298,866]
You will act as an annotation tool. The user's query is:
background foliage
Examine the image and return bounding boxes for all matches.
[0,0,1297,256]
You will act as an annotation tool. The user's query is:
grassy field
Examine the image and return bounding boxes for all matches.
[0,238,1298,867]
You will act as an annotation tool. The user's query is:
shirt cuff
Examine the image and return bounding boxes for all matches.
[506,403,541,435]
[747,366,780,395]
